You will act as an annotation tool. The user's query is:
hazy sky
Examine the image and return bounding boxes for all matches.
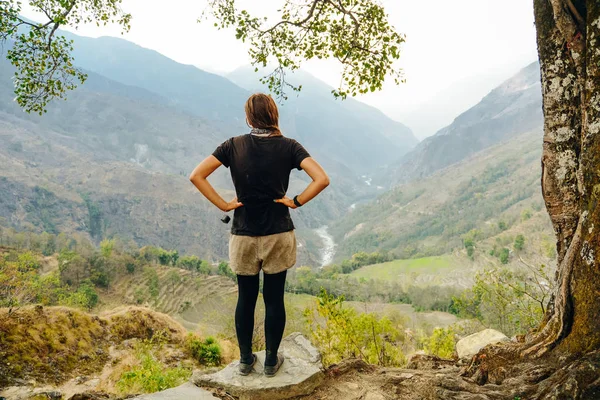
[23,0,539,139]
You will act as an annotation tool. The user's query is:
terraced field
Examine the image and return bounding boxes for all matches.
[103,266,460,338]
[101,267,238,332]
[350,255,475,288]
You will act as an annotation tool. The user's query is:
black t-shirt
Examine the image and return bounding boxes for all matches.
[212,134,311,236]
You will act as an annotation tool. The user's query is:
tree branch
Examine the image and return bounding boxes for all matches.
[45,1,77,49]
[332,0,360,31]
[258,0,321,36]
[562,0,584,28]
[14,16,53,29]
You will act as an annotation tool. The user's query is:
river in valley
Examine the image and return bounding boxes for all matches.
[314,225,336,267]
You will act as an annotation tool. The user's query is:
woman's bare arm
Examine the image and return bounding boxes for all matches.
[275,157,330,209]
[189,155,243,212]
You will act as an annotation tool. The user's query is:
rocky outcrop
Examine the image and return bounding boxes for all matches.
[192,332,324,400]
[456,329,509,359]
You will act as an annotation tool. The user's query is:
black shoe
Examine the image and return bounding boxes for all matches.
[264,354,284,377]
[238,354,257,376]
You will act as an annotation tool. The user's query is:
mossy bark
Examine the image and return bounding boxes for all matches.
[526,0,600,356]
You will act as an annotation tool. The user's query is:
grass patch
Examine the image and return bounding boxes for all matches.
[285,293,317,309]
[0,306,109,386]
[106,307,186,342]
[185,334,222,366]
[350,256,456,282]
[117,341,191,394]
[0,306,188,387]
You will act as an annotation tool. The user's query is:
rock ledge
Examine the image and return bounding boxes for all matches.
[130,382,217,399]
[192,332,324,400]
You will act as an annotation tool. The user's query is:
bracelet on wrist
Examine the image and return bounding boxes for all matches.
[293,195,303,208]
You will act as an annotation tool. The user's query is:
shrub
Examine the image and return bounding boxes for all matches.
[157,249,179,266]
[177,256,211,274]
[198,260,212,275]
[177,255,199,271]
[68,280,99,310]
[90,270,110,288]
[17,252,41,272]
[144,267,160,299]
[117,342,191,394]
[541,237,557,259]
[185,334,222,366]
[521,209,533,221]
[100,239,115,258]
[514,235,525,251]
[126,262,136,274]
[139,246,162,263]
[499,248,510,264]
[462,230,480,259]
[179,301,192,313]
[304,289,406,367]
[134,287,146,304]
[451,265,554,337]
[217,261,236,280]
[166,270,181,286]
[466,246,475,258]
[41,234,56,256]
[423,327,456,359]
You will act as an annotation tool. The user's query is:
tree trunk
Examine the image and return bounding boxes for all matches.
[525,0,600,357]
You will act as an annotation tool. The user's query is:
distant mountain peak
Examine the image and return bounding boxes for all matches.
[493,61,541,95]
[377,61,543,187]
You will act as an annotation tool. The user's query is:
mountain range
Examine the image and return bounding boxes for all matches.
[228,66,417,171]
[66,34,419,175]
[375,61,543,187]
[0,25,548,267]
[0,30,419,262]
[330,61,548,261]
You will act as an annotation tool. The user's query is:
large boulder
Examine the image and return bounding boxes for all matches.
[456,329,509,359]
[192,332,324,400]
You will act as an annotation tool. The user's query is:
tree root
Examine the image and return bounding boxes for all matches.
[302,352,600,400]
[519,220,583,358]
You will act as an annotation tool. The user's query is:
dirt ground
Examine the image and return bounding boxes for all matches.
[290,352,600,400]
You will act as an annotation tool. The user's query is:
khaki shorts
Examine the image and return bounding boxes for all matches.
[229,230,297,276]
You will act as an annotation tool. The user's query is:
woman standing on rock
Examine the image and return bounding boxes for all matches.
[189,93,330,377]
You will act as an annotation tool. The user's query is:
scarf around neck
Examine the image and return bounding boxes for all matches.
[250,128,274,137]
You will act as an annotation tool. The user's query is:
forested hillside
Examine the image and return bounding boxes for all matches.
[328,61,550,263]
[332,129,551,260]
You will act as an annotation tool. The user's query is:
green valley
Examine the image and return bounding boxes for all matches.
[0,7,566,400]
[331,129,553,265]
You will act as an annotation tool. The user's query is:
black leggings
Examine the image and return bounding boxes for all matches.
[235,271,287,367]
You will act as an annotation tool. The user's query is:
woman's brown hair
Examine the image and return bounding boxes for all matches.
[245,93,282,136]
